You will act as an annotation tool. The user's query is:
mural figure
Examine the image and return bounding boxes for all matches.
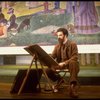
[75,1,100,34]
[0,7,5,22]
[66,1,100,34]
[54,1,60,9]
[7,7,18,32]
[44,1,49,12]
[0,18,7,38]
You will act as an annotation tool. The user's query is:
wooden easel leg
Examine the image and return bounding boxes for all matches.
[34,57,41,91]
[39,62,54,92]
[18,54,35,95]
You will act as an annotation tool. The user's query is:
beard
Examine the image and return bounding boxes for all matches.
[58,38,63,45]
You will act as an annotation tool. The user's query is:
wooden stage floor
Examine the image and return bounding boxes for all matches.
[0,83,100,99]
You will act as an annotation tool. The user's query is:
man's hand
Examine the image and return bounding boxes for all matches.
[51,62,66,71]
[59,62,66,68]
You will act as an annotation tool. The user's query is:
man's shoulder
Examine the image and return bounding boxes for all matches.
[67,40,77,45]
[55,44,60,47]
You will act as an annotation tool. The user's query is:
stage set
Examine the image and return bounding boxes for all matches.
[0,1,100,99]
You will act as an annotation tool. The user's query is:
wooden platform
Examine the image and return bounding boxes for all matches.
[0,83,100,99]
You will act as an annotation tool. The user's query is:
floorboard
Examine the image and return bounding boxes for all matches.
[0,83,100,99]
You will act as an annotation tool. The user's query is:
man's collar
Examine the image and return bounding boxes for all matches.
[63,38,68,44]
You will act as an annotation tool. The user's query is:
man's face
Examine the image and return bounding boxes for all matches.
[57,31,65,45]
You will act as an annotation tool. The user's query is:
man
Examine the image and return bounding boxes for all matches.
[46,28,79,98]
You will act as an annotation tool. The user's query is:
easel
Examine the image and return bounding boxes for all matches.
[18,51,53,95]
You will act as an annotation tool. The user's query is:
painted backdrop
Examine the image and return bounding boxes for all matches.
[0,1,100,46]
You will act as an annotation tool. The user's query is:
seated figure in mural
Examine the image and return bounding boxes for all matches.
[7,7,18,32]
[0,19,8,38]
[66,1,100,34]
[0,7,5,22]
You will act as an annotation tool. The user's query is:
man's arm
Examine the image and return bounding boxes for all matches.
[60,42,79,67]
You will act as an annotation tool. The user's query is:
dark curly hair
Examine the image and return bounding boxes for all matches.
[56,28,68,37]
